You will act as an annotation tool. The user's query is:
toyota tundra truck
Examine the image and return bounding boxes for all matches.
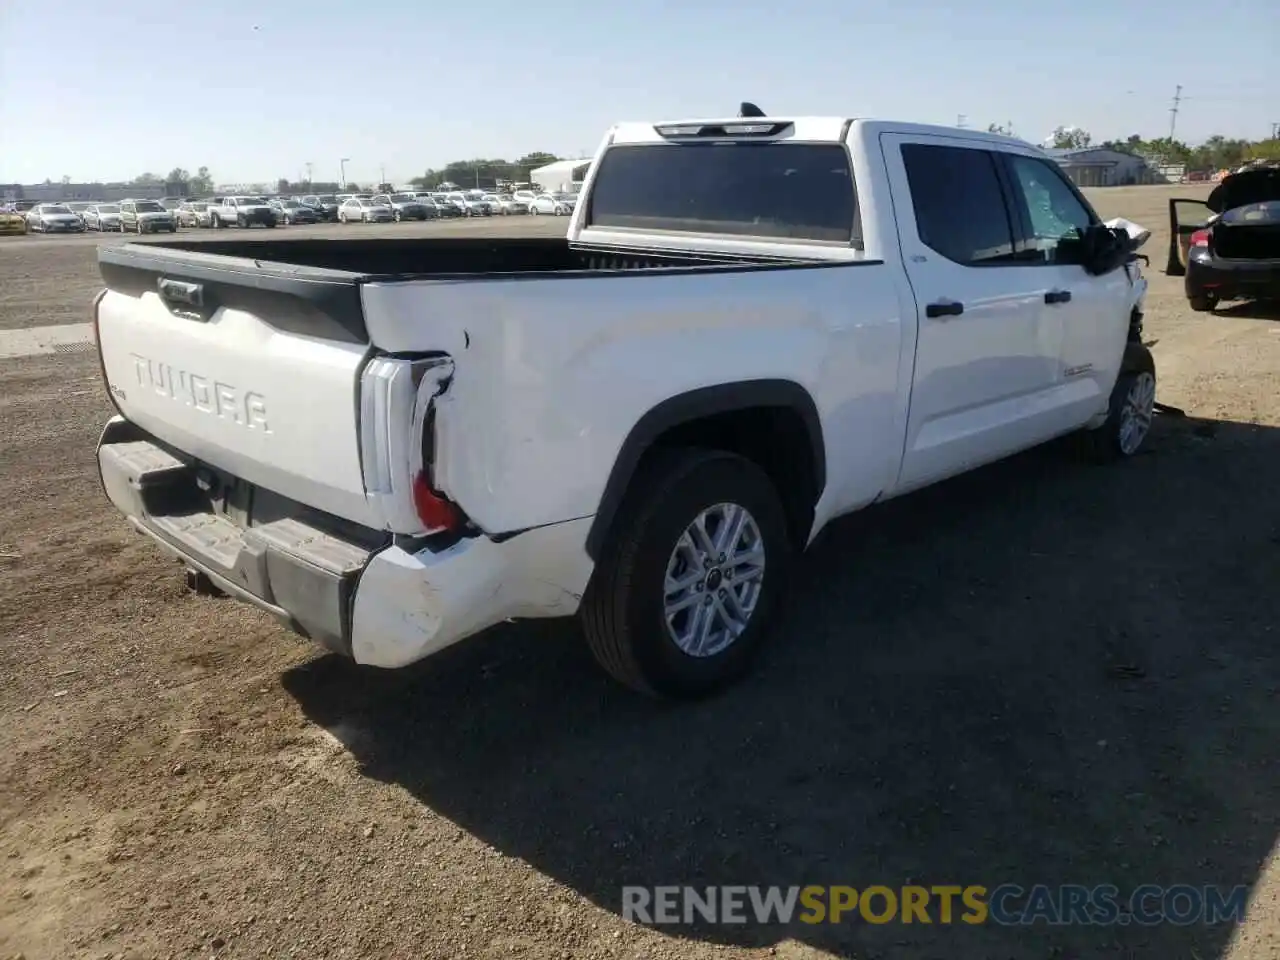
[92,114,1152,698]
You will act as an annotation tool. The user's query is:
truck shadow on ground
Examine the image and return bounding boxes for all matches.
[284,413,1280,959]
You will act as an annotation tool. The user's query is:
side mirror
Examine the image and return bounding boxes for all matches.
[1076,223,1137,276]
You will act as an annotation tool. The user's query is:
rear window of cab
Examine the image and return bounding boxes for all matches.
[586,142,856,243]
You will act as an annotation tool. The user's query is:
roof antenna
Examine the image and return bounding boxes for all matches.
[738,102,765,118]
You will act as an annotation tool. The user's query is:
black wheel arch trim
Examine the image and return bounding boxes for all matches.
[584,379,826,561]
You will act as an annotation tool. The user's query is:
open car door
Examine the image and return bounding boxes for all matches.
[1167,198,1213,276]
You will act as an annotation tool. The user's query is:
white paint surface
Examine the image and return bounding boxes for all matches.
[0,323,94,359]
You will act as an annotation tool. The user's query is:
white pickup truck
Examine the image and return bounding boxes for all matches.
[93,114,1152,698]
[208,196,277,229]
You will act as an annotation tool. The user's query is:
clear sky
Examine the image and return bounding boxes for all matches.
[2,0,1276,185]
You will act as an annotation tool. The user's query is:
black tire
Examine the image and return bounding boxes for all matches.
[1085,345,1157,463]
[1165,243,1185,277]
[1188,294,1216,312]
[136,219,144,235]
[580,449,793,698]
[264,220,276,228]
[210,213,221,229]
[237,215,246,228]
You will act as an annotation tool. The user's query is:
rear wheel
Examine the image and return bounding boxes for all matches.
[581,449,793,698]
[1188,293,1216,312]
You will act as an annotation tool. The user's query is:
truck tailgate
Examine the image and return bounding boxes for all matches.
[95,246,380,529]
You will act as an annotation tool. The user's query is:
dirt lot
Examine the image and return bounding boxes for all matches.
[3,189,1280,960]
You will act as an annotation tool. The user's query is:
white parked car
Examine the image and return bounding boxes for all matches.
[528,193,572,216]
[483,194,527,215]
[338,197,393,223]
[92,112,1152,699]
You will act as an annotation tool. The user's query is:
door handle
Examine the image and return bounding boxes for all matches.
[925,300,965,318]
[1045,289,1073,305]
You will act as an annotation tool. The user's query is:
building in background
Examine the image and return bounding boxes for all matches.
[1045,148,1168,187]
[0,181,179,202]
[530,159,592,195]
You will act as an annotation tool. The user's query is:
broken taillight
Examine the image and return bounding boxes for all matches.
[412,471,463,532]
[1189,228,1211,248]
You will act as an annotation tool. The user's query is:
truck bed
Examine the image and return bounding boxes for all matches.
[114,236,787,277]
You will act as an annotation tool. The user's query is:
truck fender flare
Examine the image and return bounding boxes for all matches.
[584,379,826,561]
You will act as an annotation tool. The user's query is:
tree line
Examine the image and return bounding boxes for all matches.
[987,123,1280,170]
[118,152,564,195]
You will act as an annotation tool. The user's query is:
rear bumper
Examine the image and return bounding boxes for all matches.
[1187,256,1280,301]
[97,417,594,668]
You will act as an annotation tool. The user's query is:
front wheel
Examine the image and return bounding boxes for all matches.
[529,206,538,216]
[1085,347,1157,462]
[580,449,793,698]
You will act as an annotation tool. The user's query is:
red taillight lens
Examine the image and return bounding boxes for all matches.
[411,471,463,532]
[1189,228,1211,248]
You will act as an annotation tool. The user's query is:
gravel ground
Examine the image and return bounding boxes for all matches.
[3,190,1280,960]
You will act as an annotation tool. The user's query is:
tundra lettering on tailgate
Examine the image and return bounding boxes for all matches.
[131,353,270,432]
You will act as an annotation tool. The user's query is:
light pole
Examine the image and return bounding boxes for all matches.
[340,158,350,189]
[305,162,313,187]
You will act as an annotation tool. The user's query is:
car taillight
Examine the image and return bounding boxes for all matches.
[1189,228,1211,248]
[359,354,465,535]
[412,472,463,531]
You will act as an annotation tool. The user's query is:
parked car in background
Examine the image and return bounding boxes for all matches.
[1166,167,1280,312]
[269,198,319,225]
[0,206,27,235]
[511,190,538,204]
[175,201,213,228]
[425,195,463,217]
[26,203,89,232]
[528,193,572,216]
[447,192,489,216]
[372,193,431,221]
[84,203,124,231]
[209,196,277,228]
[119,199,177,234]
[65,201,94,224]
[487,194,528,215]
[338,196,393,223]
[302,195,340,221]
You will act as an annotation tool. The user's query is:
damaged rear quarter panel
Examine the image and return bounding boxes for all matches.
[359,270,858,535]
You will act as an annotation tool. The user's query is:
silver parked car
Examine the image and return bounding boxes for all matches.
[83,203,124,231]
[337,196,393,223]
[26,204,87,232]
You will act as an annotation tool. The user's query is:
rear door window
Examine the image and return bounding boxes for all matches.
[586,142,858,243]
[899,143,1017,265]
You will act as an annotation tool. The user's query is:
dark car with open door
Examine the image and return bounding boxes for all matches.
[1166,166,1280,312]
